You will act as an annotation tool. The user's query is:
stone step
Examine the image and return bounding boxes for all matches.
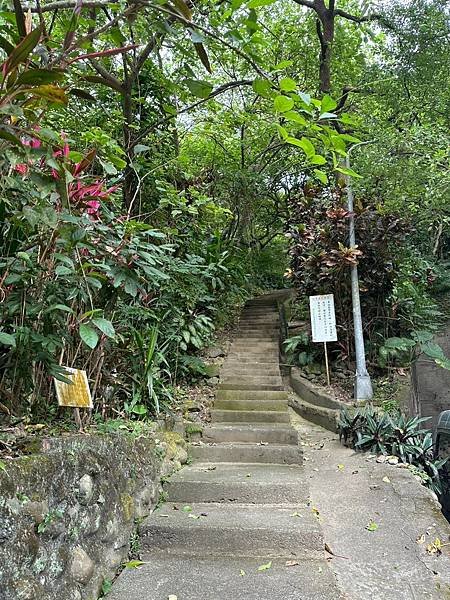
[211,410,290,424]
[220,375,283,385]
[220,363,280,379]
[165,463,307,504]
[230,342,279,351]
[202,424,298,445]
[224,357,280,364]
[228,353,280,361]
[190,442,301,464]
[108,555,339,600]
[235,329,279,335]
[140,502,319,557]
[221,367,281,377]
[216,390,288,401]
[219,383,285,391]
[214,398,288,411]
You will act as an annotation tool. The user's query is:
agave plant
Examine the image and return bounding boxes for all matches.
[355,411,394,454]
[390,414,432,463]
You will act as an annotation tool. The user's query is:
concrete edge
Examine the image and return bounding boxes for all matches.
[288,368,354,433]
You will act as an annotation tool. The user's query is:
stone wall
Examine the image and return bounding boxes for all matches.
[410,327,450,428]
[0,430,187,600]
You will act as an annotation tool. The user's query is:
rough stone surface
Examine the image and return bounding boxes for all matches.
[0,431,186,600]
[291,412,450,600]
[411,326,450,428]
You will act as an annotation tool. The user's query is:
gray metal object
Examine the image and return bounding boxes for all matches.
[345,144,374,401]
[436,410,450,520]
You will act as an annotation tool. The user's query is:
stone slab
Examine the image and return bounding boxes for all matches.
[202,424,298,444]
[108,556,342,600]
[140,502,322,557]
[210,409,290,424]
[165,462,308,504]
[190,442,302,464]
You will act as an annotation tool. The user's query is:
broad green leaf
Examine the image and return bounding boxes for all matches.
[271,60,293,71]
[274,95,294,112]
[252,78,272,98]
[335,166,363,179]
[248,0,277,7]
[257,561,272,571]
[32,85,68,105]
[134,144,151,154]
[279,77,296,92]
[421,342,445,360]
[79,324,99,349]
[16,68,65,86]
[284,111,307,126]
[276,124,288,140]
[193,43,212,74]
[0,127,22,146]
[0,460,7,473]
[319,112,337,120]
[173,0,192,19]
[3,27,41,76]
[321,94,337,112]
[92,318,115,339]
[184,79,213,99]
[298,91,311,105]
[286,136,315,158]
[310,154,326,165]
[0,332,16,347]
[313,169,328,184]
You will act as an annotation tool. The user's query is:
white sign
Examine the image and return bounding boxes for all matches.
[309,294,337,343]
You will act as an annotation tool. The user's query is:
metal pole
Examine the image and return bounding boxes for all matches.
[345,143,373,402]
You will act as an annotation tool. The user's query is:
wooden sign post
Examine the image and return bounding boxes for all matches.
[309,294,337,386]
[54,368,93,430]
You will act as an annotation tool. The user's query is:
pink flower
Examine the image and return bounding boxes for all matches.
[15,163,29,175]
[85,200,100,214]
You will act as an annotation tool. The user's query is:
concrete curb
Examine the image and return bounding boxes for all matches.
[288,367,352,432]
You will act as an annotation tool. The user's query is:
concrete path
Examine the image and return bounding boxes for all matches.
[109,294,450,599]
[109,294,343,599]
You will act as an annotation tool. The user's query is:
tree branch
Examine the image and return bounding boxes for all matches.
[132,79,252,148]
[291,0,316,9]
[333,8,380,23]
[25,0,112,11]
[88,58,123,91]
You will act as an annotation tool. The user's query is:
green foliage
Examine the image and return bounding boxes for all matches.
[338,406,448,494]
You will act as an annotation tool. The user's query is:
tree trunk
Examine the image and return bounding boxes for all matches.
[316,7,335,94]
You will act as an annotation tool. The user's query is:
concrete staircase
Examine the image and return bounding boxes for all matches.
[109,294,341,600]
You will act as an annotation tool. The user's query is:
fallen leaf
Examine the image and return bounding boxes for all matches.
[285,560,299,567]
[416,534,426,544]
[0,460,6,473]
[246,473,252,478]
[158,514,169,518]
[188,514,200,519]
[337,464,345,471]
[239,569,246,576]
[182,505,192,513]
[318,566,323,573]
[168,595,178,600]
[382,476,391,483]
[426,538,442,555]
[311,506,320,519]
[291,511,302,517]
[124,560,145,569]
[366,520,378,532]
[257,561,272,571]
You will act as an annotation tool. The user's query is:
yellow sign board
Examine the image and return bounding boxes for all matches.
[54,368,93,408]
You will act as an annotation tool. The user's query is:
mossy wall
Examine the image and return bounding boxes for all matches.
[0,431,187,600]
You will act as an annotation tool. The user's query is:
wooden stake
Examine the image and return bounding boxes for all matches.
[324,341,331,387]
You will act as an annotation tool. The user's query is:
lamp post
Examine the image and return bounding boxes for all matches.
[345,142,374,402]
